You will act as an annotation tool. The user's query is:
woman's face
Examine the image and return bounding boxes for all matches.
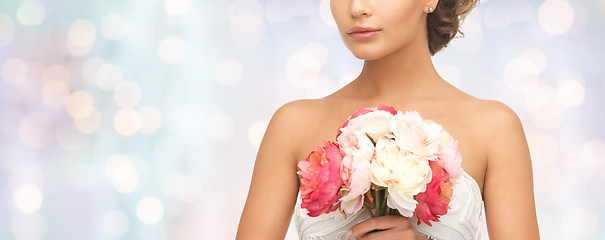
[330,0,431,60]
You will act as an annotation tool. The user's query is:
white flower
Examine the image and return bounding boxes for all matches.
[370,137,432,217]
[389,111,443,159]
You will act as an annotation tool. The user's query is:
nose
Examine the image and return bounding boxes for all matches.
[350,0,372,18]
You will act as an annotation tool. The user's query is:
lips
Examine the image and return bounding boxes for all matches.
[347,26,382,40]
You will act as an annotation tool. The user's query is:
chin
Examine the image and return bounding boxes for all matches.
[348,47,389,61]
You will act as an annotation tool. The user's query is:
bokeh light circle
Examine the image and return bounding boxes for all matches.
[557,80,585,107]
[42,80,69,108]
[158,36,185,64]
[16,0,45,25]
[67,19,96,47]
[538,0,574,35]
[66,91,95,119]
[114,108,141,136]
[106,154,140,193]
[14,184,43,213]
[136,196,164,224]
[94,63,123,91]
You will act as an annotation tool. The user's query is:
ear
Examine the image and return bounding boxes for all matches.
[425,0,439,13]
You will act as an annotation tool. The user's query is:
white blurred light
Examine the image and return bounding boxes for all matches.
[230,11,264,47]
[437,65,462,87]
[265,0,293,22]
[66,91,95,119]
[319,0,336,27]
[82,58,105,85]
[42,65,70,83]
[248,120,269,148]
[561,206,597,239]
[101,13,129,40]
[19,113,53,149]
[67,19,96,47]
[527,132,558,169]
[74,108,101,134]
[0,13,15,47]
[557,80,585,107]
[65,38,93,56]
[114,81,142,108]
[102,210,129,238]
[42,80,69,108]
[216,59,243,87]
[158,36,185,64]
[538,0,574,35]
[165,0,192,15]
[95,63,123,91]
[14,184,43,213]
[138,106,162,135]
[207,114,234,142]
[11,213,47,240]
[2,59,28,86]
[137,196,164,224]
[106,154,139,193]
[16,0,45,25]
[520,48,547,73]
[114,109,141,136]
[503,58,539,94]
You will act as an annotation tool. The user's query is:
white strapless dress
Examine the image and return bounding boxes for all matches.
[294,172,484,240]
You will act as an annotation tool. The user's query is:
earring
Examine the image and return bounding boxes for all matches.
[429,7,434,13]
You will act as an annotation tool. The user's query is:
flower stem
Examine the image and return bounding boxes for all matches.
[363,203,375,218]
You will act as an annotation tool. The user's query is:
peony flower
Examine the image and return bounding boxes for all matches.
[370,137,432,217]
[337,106,396,215]
[413,161,454,226]
[389,111,443,159]
[297,141,344,217]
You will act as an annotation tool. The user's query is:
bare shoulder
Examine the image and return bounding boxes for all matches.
[466,99,525,138]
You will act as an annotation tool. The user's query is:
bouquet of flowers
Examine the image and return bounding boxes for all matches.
[297,105,463,226]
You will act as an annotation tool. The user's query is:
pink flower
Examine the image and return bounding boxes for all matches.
[297,141,344,217]
[413,161,453,226]
[337,104,397,137]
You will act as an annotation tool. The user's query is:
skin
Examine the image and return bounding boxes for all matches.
[237,0,540,239]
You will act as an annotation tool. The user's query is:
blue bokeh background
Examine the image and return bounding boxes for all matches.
[0,0,604,239]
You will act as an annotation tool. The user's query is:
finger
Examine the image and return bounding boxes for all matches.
[347,215,411,238]
[358,227,417,240]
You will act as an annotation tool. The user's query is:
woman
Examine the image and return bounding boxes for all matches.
[237,0,540,239]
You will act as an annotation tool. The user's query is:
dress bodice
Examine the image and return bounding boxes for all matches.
[294,172,484,240]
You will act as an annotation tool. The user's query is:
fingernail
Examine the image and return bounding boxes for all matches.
[346,230,352,238]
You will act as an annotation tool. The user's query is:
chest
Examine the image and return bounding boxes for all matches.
[294,103,487,194]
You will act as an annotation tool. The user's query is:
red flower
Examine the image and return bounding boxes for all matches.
[297,141,344,217]
[413,161,453,226]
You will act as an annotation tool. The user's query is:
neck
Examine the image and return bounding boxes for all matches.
[353,31,443,100]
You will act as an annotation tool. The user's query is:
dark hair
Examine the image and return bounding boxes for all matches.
[427,0,478,55]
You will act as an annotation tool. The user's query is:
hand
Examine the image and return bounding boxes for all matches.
[345,215,427,240]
